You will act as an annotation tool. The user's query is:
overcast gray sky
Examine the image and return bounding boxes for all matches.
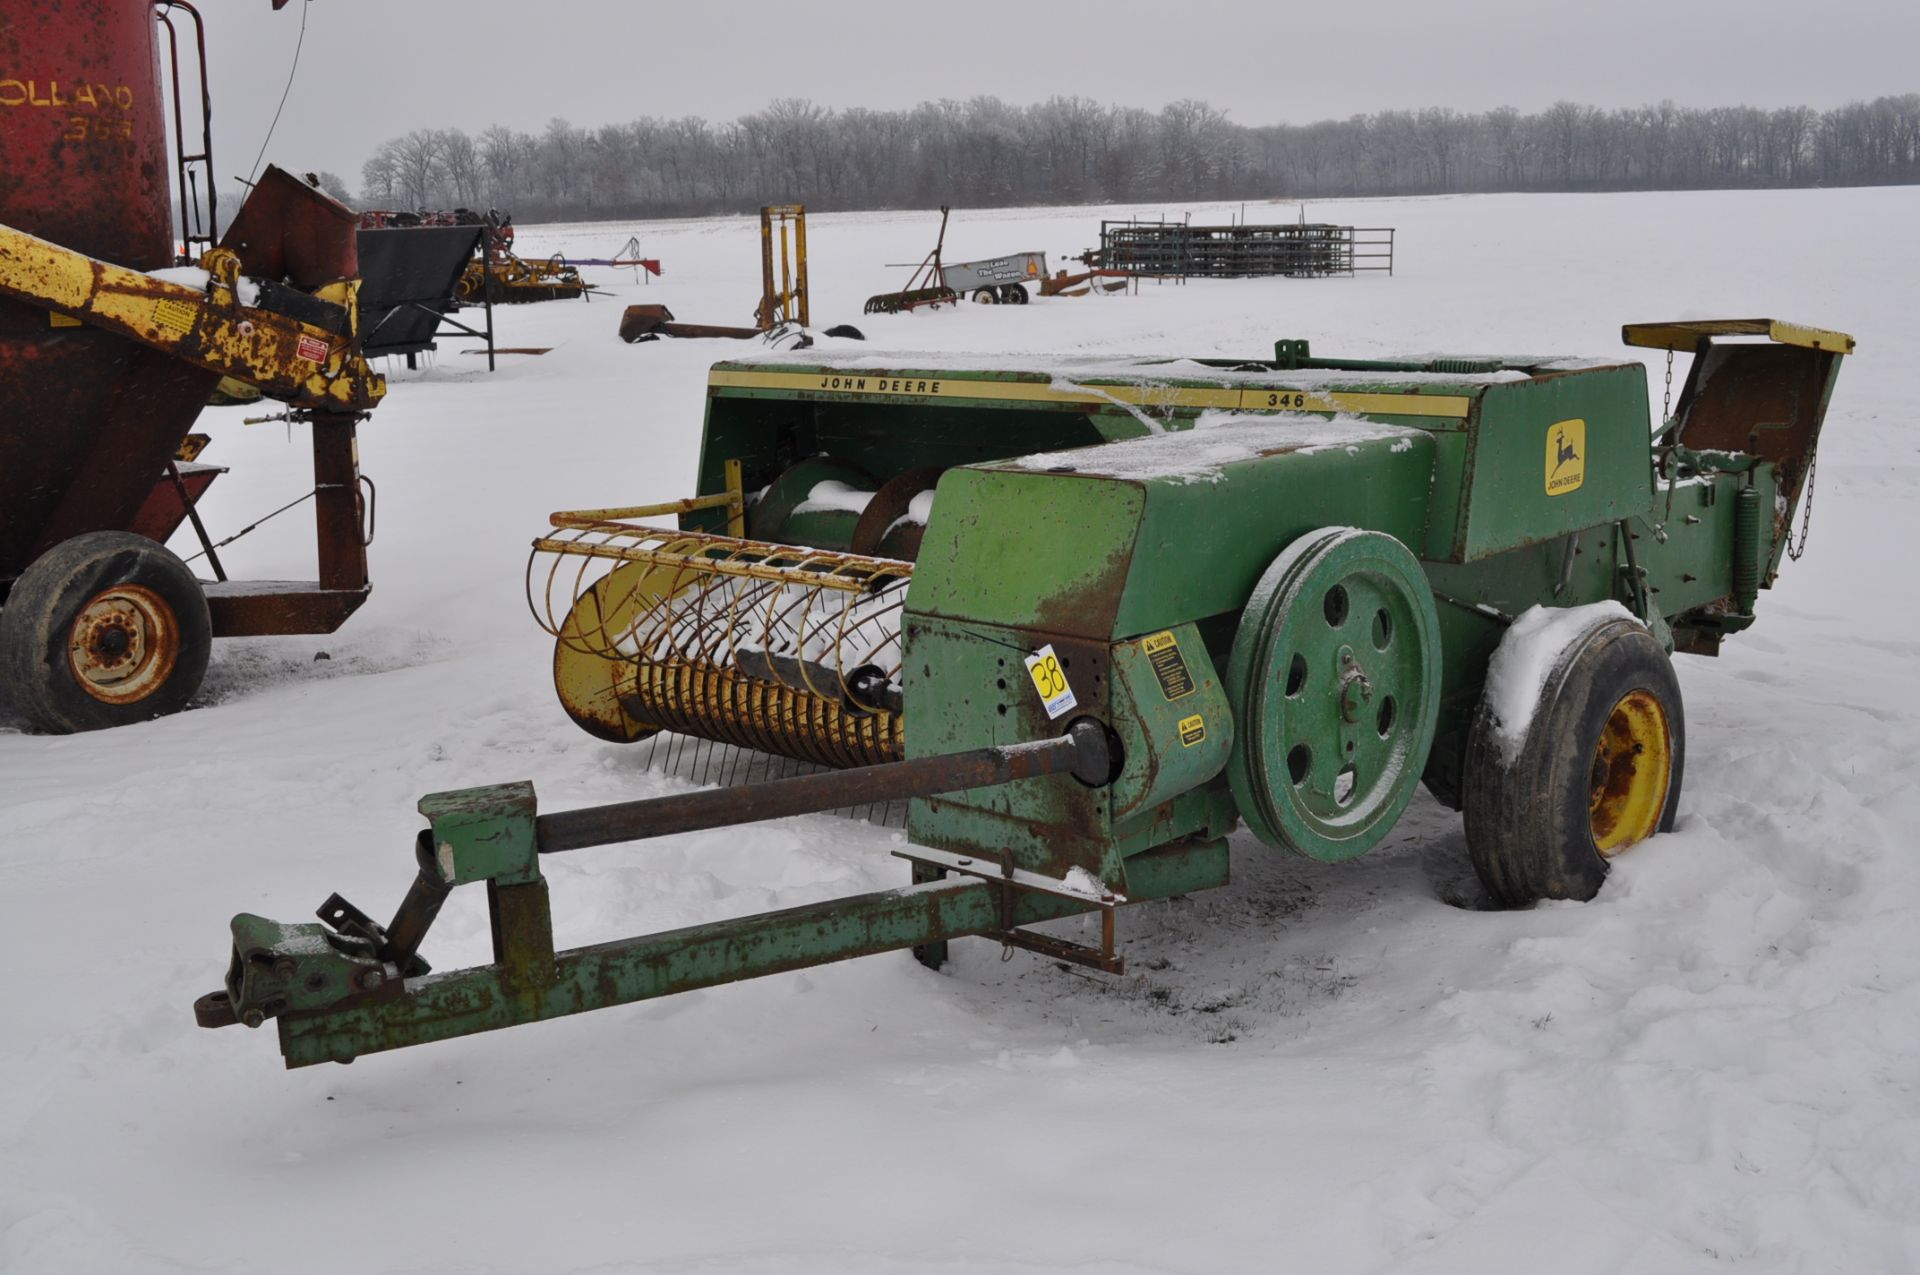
[199,0,1920,190]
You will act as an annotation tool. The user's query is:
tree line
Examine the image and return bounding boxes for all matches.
[348,94,1920,221]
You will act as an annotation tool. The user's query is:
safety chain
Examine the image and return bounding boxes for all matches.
[1786,450,1818,561]
[1656,349,1680,526]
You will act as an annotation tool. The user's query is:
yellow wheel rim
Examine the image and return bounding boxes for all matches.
[1588,689,1672,855]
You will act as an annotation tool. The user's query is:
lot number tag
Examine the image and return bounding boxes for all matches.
[1024,644,1078,720]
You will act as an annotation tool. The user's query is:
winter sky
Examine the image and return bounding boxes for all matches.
[205,0,1919,188]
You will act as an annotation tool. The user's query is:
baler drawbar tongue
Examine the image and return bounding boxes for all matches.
[191,721,1170,1066]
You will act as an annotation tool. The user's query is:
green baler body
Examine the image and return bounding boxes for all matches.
[202,330,1849,1067]
[687,344,1832,868]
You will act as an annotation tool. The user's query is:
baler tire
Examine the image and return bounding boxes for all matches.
[0,532,211,734]
[1462,615,1684,907]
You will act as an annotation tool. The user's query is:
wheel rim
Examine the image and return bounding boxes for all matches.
[66,584,179,705]
[1588,689,1672,854]
[1227,529,1441,861]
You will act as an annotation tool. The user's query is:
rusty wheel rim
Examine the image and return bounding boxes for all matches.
[1588,689,1672,855]
[66,584,180,705]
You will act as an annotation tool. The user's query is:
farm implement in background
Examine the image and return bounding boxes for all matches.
[863,207,1052,312]
[567,236,662,284]
[196,319,1852,1069]
[1095,216,1396,279]
[0,0,390,734]
[361,207,593,304]
[864,206,956,313]
[1039,266,1135,297]
[619,205,834,344]
[462,252,588,305]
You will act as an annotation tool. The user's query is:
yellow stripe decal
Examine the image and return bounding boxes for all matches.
[707,369,1472,419]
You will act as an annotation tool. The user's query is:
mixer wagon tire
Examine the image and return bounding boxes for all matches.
[1226,528,1442,862]
[0,532,211,733]
[1462,614,1684,907]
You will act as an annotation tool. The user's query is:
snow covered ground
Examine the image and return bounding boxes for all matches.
[3,188,1918,1273]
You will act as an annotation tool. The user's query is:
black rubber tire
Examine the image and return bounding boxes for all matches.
[999,284,1028,305]
[971,288,997,305]
[1462,615,1684,906]
[822,324,866,340]
[0,532,212,733]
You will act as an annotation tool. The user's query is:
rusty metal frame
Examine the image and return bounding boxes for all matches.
[0,221,384,411]
[202,414,371,636]
[757,205,808,330]
[864,207,957,313]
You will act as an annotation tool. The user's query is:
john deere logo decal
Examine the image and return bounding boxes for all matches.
[1545,418,1585,496]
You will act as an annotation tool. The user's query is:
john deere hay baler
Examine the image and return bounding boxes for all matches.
[195,319,1851,1068]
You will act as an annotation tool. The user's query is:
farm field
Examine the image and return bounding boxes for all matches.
[3,187,1918,1273]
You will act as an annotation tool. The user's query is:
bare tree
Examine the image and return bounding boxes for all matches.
[359,143,399,205]
[349,91,1920,224]
[389,129,444,207]
[438,128,482,206]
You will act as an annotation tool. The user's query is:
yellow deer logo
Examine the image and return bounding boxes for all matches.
[1545,418,1586,496]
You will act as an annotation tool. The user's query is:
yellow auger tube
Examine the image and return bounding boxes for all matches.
[0,221,384,412]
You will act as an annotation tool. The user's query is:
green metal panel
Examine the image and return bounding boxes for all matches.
[1111,786,1239,857]
[908,423,1438,639]
[908,473,1146,638]
[418,782,541,887]
[901,609,1239,888]
[1455,368,1655,561]
[901,615,1131,886]
[1416,429,1471,565]
[1112,431,1436,634]
[1105,623,1232,821]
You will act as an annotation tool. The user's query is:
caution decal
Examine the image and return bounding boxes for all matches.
[152,299,195,335]
[1141,630,1196,701]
